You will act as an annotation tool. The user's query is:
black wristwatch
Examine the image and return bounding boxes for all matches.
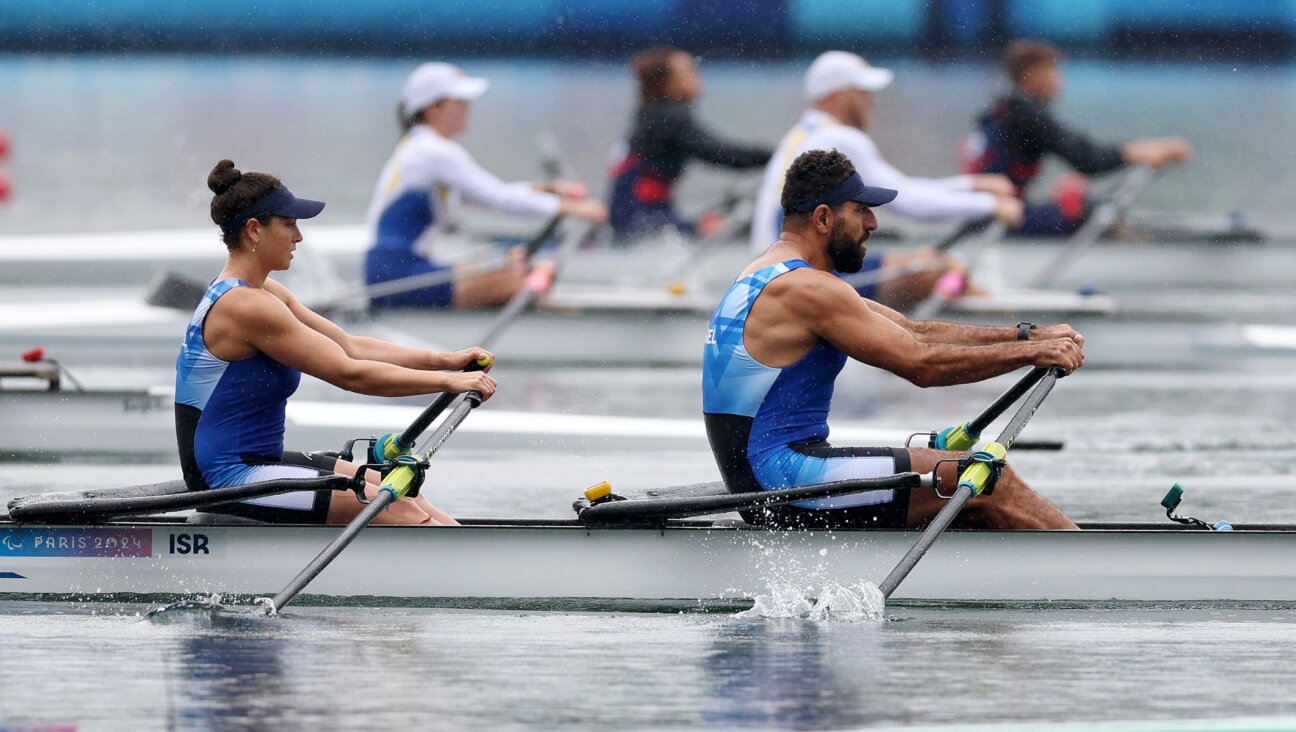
[1016,322,1036,341]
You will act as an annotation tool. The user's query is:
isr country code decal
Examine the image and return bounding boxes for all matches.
[0,528,152,558]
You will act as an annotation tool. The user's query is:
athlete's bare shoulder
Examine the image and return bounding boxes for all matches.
[764,265,858,316]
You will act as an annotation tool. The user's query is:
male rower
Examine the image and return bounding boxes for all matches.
[963,39,1192,236]
[706,149,1082,530]
[751,50,1024,310]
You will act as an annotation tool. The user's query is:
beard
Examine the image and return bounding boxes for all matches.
[827,220,867,273]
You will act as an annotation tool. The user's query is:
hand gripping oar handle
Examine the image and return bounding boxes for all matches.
[932,367,1049,451]
[371,356,491,461]
[269,390,484,614]
[879,366,1065,599]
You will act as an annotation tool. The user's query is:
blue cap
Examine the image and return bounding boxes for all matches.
[220,185,325,236]
[785,171,897,214]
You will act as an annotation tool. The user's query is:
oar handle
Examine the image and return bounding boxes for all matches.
[933,367,1048,451]
[383,356,491,458]
[523,214,564,259]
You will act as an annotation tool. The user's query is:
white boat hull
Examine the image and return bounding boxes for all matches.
[2,520,1294,605]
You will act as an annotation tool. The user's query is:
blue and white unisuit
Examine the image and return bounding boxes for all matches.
[701,259,906,511]
[174,279,332,518]
[363,125,560,308]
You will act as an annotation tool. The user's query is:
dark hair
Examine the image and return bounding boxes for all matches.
[632,45,686,105]
[780,149,856,218]
[1004,39,1060,85]
[207,159,281,248]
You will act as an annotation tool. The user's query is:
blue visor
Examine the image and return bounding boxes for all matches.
[785,171,897,214]
[221,185,326,235]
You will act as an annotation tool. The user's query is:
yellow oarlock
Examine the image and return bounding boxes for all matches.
[584,481,613,502]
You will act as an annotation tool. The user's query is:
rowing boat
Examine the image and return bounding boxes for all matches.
[1,224,1292,290]
[2,513,1292,606]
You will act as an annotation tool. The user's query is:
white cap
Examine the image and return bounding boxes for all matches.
[400,62,490,118]
[804,51,893,101]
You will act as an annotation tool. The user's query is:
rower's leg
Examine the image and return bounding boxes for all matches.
[875,249,950,311]
[323,460,451,526]
[452,246,526,309]
[903,447,1078,530]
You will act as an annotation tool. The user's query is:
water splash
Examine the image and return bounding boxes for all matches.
[737,581,886,622]
[143,593,226,622]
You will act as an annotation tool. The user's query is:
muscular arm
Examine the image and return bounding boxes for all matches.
[864,299,1017,345]
[225,286,472,396]
[265,280,483,370]
[785,273,1079,387]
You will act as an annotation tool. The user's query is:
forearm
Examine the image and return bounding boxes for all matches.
[910,319,1018,346]
[336,360,457,397]
[904,341,1037,387]
[344,336,452,369]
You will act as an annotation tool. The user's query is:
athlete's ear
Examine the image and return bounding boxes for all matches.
[812,203,833,234]
[244,217,262,246]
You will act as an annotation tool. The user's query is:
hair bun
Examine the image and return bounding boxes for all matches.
[207,159,242,195]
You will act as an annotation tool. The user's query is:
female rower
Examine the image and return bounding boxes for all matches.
[608,46,772,241]
[177,160,498,526]
[365,62,607,310]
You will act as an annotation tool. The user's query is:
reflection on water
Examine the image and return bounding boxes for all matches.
[5,604,1296,730]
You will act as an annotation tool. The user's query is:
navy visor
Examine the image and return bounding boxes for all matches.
[221,185,326,235]
[785,171,897,214]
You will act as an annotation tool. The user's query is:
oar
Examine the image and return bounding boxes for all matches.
[268,385,485,613]
[475,221,594,349]
[370,355,492,462]
[878,365,1065,598]
[908,220,1008,320]
[1029,165,1158,288]
[928,366,1049,451]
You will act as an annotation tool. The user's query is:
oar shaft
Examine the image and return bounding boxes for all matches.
[394,393,458,453]
[392,358,489,453]
[880,366,1064,599]
[1030,165,1157,287]
[967,367,1048,437]
[269,490,395,613]
[878,484,972,597]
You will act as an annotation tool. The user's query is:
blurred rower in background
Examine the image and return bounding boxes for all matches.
[962,39,1192,237]
[608,46,772,242]
[751,51,1023,310]
[364,62,607,310]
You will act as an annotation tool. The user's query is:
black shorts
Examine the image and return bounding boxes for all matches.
[204,451,339,524]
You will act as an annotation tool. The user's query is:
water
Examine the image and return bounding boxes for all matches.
[3,55,1296,730]
[4,603,1296,730]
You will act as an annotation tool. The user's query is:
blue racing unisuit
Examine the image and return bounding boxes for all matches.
[702,259,911,527]
[175,279,336,521]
